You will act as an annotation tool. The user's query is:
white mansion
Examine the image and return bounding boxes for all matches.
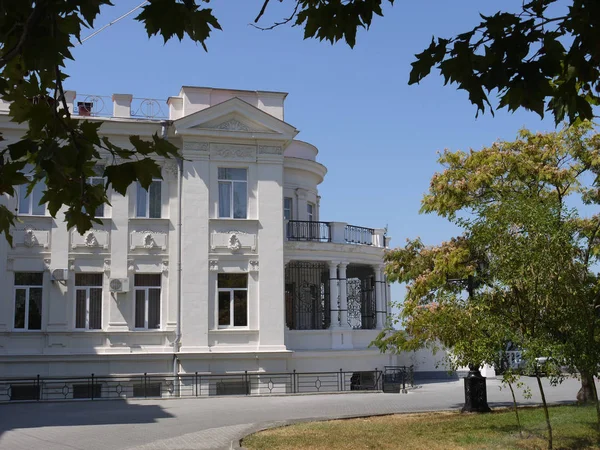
[0,86,399,379]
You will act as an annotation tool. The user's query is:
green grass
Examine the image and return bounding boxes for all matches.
[243,405,599,450]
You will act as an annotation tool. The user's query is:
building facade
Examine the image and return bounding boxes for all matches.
[0,86,395,378]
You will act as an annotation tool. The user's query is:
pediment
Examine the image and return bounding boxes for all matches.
[173,97,298,140]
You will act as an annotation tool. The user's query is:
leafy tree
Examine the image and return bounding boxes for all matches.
[378,123,600,447]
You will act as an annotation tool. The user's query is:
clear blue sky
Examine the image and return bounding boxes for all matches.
[65,0,559,304]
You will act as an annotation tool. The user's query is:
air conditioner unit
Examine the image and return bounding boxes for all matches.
[109,278,130,293]
[51,269,68,282]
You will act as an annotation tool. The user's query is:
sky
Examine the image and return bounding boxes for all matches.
[65,0,561,306]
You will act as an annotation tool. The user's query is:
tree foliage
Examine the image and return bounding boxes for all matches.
[410,0,600,124]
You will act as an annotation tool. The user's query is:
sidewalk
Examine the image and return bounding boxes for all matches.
[0,376,589,450]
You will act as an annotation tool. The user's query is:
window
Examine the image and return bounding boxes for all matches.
[75,273,103,330]
[89,166,105,218]
[218,274,248,328]
[134,274,161,329]
[307,203,315,222]
[14,272,43,330]
[18,179,46,216]
[136,180,162,218]
[283,197,293,220]
[218,168,247,219]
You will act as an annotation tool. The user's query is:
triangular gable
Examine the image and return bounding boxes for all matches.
[173,97,298,140]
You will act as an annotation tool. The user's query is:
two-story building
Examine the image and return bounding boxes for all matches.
[0,86,395,380]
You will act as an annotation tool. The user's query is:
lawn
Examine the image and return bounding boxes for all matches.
[243,405,599,450]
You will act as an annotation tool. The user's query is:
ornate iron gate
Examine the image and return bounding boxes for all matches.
[347,276,376,329]
[285,262,330,330]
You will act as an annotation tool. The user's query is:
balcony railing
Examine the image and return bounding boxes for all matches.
[286,221,386,247]
[344,225,374,245]
[74,94,168,119]
[287,221,331,242]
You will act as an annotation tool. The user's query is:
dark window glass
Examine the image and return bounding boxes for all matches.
[218,168,246,181]
[218,274,247,289]
[135,274,161,287]
[148,181,162,218]
[75,290,86,329]
[135,290,146,328]
[89,288,102,329]
[28,288,42,330]
[14,289,26,329]
[233,290,247,327]
[75,273,102,287]
[148,289,160,329]
[15,272,43,286]
[218,291,230,326]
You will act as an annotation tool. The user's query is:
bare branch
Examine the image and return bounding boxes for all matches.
[254,0,271,23]
[251,1,300,31]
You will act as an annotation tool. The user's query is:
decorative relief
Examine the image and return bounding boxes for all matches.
[258,145,283,155]
[211,230,257,252]
[127,259,135,272]
[69,259,76,271]
[161,260,169,274]
[209,260,219,271]
[130,230,167,251]
[210,143,255,159]
[215,119,252,132]
[228,234,242,252]
[71,229,109,250]
[249,260,259,272]
[104,259,111,274]
[183,142,209,152]
[15,228,49,248]
[44,259,51,271]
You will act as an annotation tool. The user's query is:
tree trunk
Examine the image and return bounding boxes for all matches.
[589,375,600,441]
[508,381,523,437]
[536,374,553,450]
[577,371,597,404]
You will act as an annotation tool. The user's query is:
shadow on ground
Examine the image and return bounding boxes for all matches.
[0,400,173,438]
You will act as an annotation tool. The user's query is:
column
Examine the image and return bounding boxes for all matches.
[338,263,349,329]
[374,265,385,329]
[328,261,339,328]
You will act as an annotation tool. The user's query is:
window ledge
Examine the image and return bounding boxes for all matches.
[210,218,259,222]
[210,328,257,333]
[129,217,170,221]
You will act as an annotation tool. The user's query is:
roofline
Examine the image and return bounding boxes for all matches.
[180,85,288,98]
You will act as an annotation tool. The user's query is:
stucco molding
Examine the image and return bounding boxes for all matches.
[183,141,209,152]
[15,227,49,249]
[249,260,259,272]
[71,229,109,250]
[258,145,283,155]
[211,230,257,252]
[209,260,219,271]
[210,143,255,159]
[130,230,167,251]
[214,118,254,132]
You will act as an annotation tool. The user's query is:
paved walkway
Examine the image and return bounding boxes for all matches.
[0,376,592,450]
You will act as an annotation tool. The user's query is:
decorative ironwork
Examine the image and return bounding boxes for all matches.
[345,225,374,245]
[77,94,110,116]
[346,272,376,329]
[287,221,331,242]
[131,98,168,119]
[462,366,491,412]
[285,262,330,330]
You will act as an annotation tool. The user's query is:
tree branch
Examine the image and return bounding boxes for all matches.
[251,1,299,31]
[0,2,46,69]
[254,0,271,23]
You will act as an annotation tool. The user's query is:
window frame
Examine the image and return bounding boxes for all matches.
[307,203,315,222]
[218,168,248,219]
[13,272,43,331]
[283,197,293,220]
[136,179,162,219]
[74,273,103,331]
[134,274,162,330]
[17,177,46,216]
[217,273,248,329]
[89,166,106,218]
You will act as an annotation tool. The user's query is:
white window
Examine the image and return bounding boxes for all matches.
[284,197,293,220]
[89,166,106,218]
[14,272,43,330]
[307,203,315,222]
[75,273,103,330]
[218,274,248,328]
[218,168,247,219]
[134,274,161,329]
[18,179,46,216]
[136,180,162,218]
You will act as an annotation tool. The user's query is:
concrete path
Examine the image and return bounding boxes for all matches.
[0,376,592,450]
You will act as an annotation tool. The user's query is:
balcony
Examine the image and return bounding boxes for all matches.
[286,221,386,248]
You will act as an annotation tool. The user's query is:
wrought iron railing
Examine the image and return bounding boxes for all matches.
[345,225,374,245]
[75,94,168,119]
[287,220,331,242]
[285,261,330,330]
[0,369,389,402]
